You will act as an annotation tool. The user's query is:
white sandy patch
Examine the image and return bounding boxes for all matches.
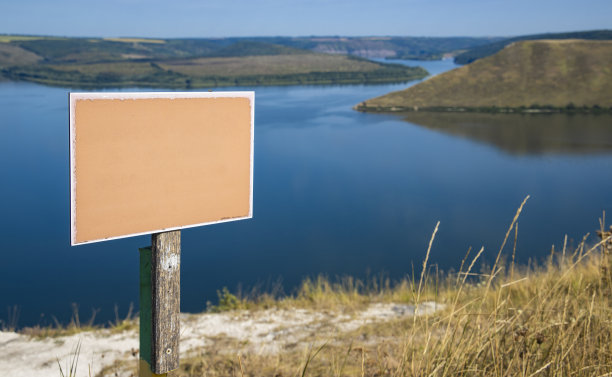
[0,329,138,377]
[0,302,443,377]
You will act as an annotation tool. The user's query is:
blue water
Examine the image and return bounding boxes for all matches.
[1,60,611,327]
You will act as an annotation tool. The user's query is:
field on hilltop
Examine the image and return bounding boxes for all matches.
[159,54,384,76]
[356,39,612,113]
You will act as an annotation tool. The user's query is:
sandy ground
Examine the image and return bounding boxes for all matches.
[0,302,442,377]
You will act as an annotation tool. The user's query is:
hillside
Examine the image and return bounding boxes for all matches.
[355,40,612,113]
[0,36,429,88]
[454,29,612,64]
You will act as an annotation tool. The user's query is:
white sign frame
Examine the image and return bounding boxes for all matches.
[69,91,254,246]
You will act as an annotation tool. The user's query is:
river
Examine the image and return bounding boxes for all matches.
[1,59,611,327]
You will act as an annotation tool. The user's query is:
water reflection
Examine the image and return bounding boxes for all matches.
[401,112,612,155]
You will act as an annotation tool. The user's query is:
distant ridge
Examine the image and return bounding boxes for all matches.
[0,34,500,62]
[355,40,612,113]
[454,29,612,64]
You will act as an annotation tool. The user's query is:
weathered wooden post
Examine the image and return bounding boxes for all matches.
[69,92,254,376]
[140,231,181,376]
[150,231,181,372]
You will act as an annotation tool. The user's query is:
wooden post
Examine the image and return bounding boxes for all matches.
[151,231,181,372]
[139,230,181,376]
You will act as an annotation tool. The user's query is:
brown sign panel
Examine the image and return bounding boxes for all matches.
[70,92,254,245]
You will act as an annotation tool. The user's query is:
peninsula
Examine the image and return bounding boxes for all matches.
[355,39,612,113]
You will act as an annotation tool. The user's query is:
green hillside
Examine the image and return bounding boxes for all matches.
[355,40,612,113]
[454,29,612,64]
[0,36,428,88]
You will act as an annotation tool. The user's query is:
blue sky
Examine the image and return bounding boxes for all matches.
[1,0,610,38]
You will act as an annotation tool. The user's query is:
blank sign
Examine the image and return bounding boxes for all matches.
[70,92,254,245]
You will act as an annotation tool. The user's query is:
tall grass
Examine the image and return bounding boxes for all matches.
[15,303,136,339]
[180,200,612,376]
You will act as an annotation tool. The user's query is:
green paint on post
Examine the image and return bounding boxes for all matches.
[139,247,152,367]
[140,247,166,377]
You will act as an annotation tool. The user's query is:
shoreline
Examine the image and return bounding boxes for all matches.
[0,66,428,90]
[354,103,612,114]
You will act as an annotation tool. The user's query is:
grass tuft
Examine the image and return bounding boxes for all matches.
[57,340,85,377]
[16,303,136,339]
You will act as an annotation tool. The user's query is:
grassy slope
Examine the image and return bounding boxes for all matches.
[160,211,612,377]
[20,207,612,377]
[356,40,612,112]
[159,54,381,76]
[179,229,612,377]
[454,29,612,64]
[0,36,428,88]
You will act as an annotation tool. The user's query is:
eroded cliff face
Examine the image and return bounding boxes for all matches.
[312,45,397,58]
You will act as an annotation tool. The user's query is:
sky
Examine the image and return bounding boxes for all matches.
[1,0,610,38]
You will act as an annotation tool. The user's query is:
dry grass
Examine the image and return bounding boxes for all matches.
[34,199,612,377]
[17,303,137,339]
[159,54,382,77]
[168,199,612,377]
